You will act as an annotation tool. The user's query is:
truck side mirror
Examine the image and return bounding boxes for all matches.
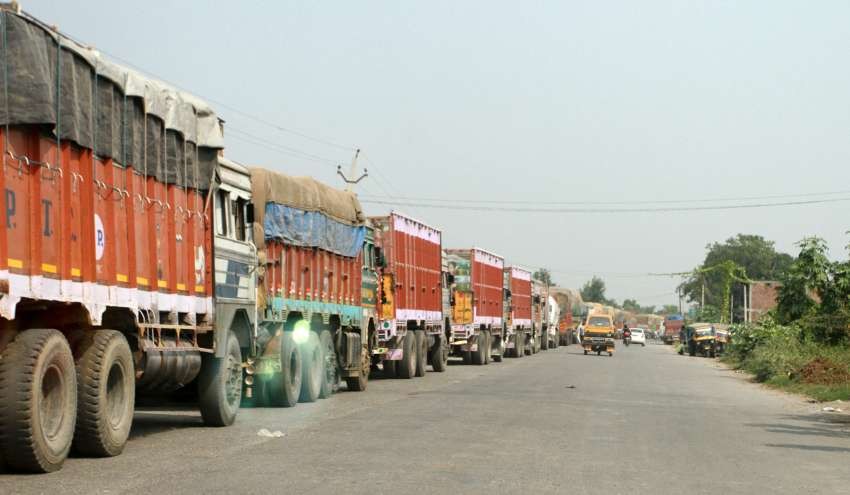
[246,203,255,224]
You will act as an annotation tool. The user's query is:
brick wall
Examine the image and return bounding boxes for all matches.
[750,281,780,321]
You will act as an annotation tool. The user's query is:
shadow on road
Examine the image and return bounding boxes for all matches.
[129,408,206,440]
[745,413,850,440]
[765,443,850,453]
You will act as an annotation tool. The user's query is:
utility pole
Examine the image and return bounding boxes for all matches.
[337,149,367,192]
[701,279,705,312]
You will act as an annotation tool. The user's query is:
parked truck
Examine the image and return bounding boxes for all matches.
[249,167,371,402]
[0,7,241,472]
[369,212,447,378]
[503,266,533,357]
[662,314,685,344]
[541,295,560,350]
[446,248,504,364]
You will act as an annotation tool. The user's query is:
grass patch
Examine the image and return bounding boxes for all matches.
[765,375,850,402]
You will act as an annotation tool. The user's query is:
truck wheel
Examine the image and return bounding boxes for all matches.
[345,342,370,392]
[267,333,302,407]
[430,335,448,372]
[462,350,472,365]
[0,329,76,473]
[318,330,337,398]
[483,331,491,365]
[414,331,427,377]
[472,334,486,365]
[73,329,135,457]
[383,359,397,378]
[299,332,322,403]
[199,330,243,425]
[583,349,588,355]
[541,334,549,351]
[492,336,504,362]
[398,331,417,379]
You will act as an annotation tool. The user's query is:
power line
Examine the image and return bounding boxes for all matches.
[359,196,850,213]
[227,127,342,166]
[357,189,850,206]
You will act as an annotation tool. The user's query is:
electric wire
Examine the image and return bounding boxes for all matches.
[359,196,850,213]
[357,189,850,207]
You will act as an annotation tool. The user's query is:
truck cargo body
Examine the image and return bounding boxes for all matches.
[445,248,504,364]
[542,295,560,350]
[370,212,445,377]
[504,266,532,357]
[662,314,685,344]
[0,7,247,473]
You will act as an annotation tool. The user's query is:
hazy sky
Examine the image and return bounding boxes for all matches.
[26,1,850,307]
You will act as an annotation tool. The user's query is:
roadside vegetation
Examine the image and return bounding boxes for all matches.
[722,237,850,401]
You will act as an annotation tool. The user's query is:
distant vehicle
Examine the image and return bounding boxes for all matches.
[662,314,685,344]
[582,314,615,356]
[630,328,647,346]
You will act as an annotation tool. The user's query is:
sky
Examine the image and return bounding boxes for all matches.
[25,0,850,307]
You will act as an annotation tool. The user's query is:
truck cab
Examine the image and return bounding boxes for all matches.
[212,157,258,359]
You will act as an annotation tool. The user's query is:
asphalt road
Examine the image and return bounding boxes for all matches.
[2,341,849,494]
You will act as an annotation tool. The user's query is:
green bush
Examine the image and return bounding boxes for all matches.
[724,317,850,400]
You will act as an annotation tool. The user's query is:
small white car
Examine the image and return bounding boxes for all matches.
[629,328,646,346]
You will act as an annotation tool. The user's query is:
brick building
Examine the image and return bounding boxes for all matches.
[747,281,780,322]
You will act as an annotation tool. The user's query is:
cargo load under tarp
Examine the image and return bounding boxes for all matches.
[0,8,223,188]
[249,167,366,257]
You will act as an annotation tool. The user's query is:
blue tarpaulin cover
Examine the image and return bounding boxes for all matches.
[264,204,365,258]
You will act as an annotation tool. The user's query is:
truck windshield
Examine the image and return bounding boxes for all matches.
[588,317,610,326]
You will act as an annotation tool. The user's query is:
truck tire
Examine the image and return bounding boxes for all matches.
[267,333,302,407]
[414,331,427,377]
[492,336,504,362]
[483,331,491,364]
[541,333,549,351]
[318,330,336,399]
[73,329,135,457]
[398,331,417,379]
[383,359,397,378]
[430,334,448,372]
[199,330,243,425]
[0,329,76,473]
[472,333,486,365]
[299,332,322,403]
[462,350,472,365]
[345,341,370,392]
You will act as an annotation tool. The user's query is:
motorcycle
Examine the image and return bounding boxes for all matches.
[623,331,631,347]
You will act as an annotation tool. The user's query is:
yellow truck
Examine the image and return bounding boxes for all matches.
[582,314,615,356]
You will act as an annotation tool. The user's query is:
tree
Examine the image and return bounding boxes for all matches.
[580,276,607,303]
[680,234,792,320]
[532,268,554,286]
[776,237,850,344]
[622,299,640,312]
[658,304,679,315]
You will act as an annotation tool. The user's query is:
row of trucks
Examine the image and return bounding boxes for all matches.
[0,6,564,473]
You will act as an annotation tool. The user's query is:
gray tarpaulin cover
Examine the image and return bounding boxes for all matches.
[0,9,223,188]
